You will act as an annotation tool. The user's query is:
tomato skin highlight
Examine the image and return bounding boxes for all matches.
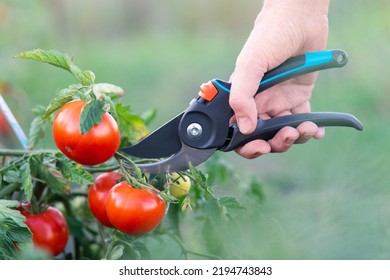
[88,172,122,227]
[18,204,69,256]
[52,100,120,166]
[105,182,166,235]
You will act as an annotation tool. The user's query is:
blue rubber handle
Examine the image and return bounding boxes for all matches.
[212,49,348,95]
[256,49,348,94]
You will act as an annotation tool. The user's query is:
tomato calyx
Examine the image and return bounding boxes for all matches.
[18,201,49,215]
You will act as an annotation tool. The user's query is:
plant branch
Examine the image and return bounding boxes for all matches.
[0,149,58,157]
[0,183,20,198]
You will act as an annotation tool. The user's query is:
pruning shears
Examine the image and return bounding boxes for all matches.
[121,49,363,173]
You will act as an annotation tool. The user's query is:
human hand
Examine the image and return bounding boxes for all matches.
[229,0,330,158]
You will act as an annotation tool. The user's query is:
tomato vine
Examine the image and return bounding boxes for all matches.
[0,49,264,260]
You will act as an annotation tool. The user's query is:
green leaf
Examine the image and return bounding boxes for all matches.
[16,49,95,86]
[56,153,93,185]
[16,48,73,72]
[38,166,67,194]
[79,99,106,135]
[0,200,32,260]
[108,244,124,260]
[93,83,124,98]
[189,163,214,199]
[3,170,21,184]
[28,117,47,150]
[20,162,33,202]
[42,85,80,119]
[115,103,149,142]
[30,155,67,194]
[69,65,95,86]
[141,108,157,125]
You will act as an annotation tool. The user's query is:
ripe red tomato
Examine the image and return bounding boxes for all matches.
[18,204,69,256]
[105,181,166,235]
[88,172,122,227]
[52,100,120,166]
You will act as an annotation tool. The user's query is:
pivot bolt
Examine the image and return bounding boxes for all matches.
[186,123,203,139]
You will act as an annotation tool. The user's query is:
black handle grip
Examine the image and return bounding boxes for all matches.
[220,112,363,152]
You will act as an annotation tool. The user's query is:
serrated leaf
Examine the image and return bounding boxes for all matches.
[28,117,47,150]
[116,103,149,142]
[16,48,72,72]
[42,85,80,119]
[20,162,33,202]
[16,49,95,86]
[80,99,106,134]
[93,83,124,98]
[189,163,210,195]
[0,200,32,260]
[3,170,21,183]
[56,154,93,185]
[0,200,21,219]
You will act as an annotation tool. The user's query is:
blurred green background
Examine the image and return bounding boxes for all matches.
[1,0,389,259]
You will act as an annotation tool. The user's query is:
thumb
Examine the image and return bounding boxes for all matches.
[229,68,261,134]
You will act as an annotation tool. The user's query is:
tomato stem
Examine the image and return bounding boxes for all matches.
[83,164,120,173]
[0,149,58,157]
[0,182,20,198]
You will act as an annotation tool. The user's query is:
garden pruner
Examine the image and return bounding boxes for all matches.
[121,49,363,173]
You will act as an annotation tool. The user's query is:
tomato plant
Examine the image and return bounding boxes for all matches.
[0,49,264,260]
[18,204,69,256]
[105,181,166,235]
[53,100,120,166]
[88,172,122,227]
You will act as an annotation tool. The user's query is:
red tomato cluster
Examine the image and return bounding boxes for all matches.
[18,204,69,256]
[88,172,166,235]
[52,100,120,166]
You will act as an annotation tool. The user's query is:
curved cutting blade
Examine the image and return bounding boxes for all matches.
[124,143,216,173]
[121,112,183,159]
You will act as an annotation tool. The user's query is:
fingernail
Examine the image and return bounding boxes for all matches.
[237,117,252,134]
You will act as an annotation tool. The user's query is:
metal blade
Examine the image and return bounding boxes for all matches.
[125,143,216,173]
[121,112,184,159]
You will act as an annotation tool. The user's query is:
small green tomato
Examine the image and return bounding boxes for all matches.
[169,173,191,198]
